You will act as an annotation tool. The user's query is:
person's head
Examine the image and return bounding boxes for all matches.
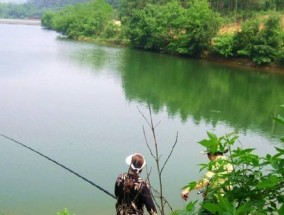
[205,149,228,161]
[125,153,146,174]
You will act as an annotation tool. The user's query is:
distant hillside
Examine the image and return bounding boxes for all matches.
[0,0,119,18]
[0,0,93,18]
[0,0,26,3]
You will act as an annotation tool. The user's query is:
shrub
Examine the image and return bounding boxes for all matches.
[41,0,113,39]
[233,19,260,57]
[167,0,221,56]
[41,10,56,29]
[212,34,235,58]
[251,14,283,65]
[233,14,284,66]
[175,106,284,214]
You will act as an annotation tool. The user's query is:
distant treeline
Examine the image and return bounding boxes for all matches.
[40,0,284,68]
[1,0,284,19]
[1,0,283,68]
[0,0,117,18]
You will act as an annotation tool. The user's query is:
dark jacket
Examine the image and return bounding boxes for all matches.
[115,173,157,215]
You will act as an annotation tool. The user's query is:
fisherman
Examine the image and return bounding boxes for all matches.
[115,153,157,215]
[181,148,233,213]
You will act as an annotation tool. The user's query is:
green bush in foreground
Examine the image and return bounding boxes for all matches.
[174,105,284,215]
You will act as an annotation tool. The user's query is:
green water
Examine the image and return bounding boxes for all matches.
[0,24,283,215]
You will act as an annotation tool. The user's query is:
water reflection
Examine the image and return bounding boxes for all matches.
[62,41,284,141]
[118,49,284,140]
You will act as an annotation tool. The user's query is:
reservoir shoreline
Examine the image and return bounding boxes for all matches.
[0,18,41,25]
[1,18,283,74]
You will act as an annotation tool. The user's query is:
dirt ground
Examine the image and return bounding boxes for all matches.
[218,14,284,35]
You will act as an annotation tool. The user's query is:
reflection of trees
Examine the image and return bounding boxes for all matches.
[63,41,123,73]
[119,49,284,137]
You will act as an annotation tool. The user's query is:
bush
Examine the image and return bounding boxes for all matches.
[123,0,221,55]
[175,106,284,214]
[251,14,283,65]
[41,10,56,29]
[212,34,235,57]
[167,0,221,56]
[233,14,284,66]
[233,19,260,57]
[41,0,113,39]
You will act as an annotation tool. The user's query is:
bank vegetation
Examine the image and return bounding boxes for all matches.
[39,0,284,70]
[1,0,283,69]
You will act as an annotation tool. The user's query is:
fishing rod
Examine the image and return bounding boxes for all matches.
[0,133,116,200]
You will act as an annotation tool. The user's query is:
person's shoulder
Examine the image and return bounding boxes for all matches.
[116,173,128,181]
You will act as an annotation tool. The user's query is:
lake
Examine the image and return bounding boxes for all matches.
[0,24,283,215]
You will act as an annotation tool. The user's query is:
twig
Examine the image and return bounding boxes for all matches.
[142,125,155,159]
[161,131,179,173]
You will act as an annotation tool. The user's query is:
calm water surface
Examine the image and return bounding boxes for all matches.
[0,24,283,215]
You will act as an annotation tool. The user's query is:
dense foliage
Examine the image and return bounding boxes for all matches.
[0,0,90,18]
[41,0,113,40]
[174,106,284,214]
[0,0,119,18]
[212,14,284,65]
[209,0,284,19]
[2,0,284,66]
[123,0,221,56]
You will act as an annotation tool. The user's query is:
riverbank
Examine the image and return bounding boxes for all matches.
[0,18,41,25]
[203,54,284,75]
[77,36,284,74]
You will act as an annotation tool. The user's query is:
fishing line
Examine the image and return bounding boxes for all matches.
[0,133,116,199]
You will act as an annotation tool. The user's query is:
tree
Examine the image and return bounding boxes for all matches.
[124,1,187,51]
[251,14,283,65]
[167,0,221,56]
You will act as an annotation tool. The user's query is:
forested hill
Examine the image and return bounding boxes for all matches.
[0,0,119,18]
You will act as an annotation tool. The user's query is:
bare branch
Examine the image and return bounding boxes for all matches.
[161,131,179,173]
[142,125,155,159]
[139,104,178,215]
[154,120,161,129]
[137,106,151,127]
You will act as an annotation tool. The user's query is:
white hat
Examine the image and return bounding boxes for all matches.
[125,153,146,172]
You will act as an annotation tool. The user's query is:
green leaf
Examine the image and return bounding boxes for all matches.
[181,182,197,190]
[202,202,223,214]
[274,113,284,124]
[207,131,218,141]
[235,203,251,215]
[278,203,284,215]
[198,139,210,148]
[275,147,284,154]
[256,175,279,189]
[186,200,198,212]
[219,196,233,211]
